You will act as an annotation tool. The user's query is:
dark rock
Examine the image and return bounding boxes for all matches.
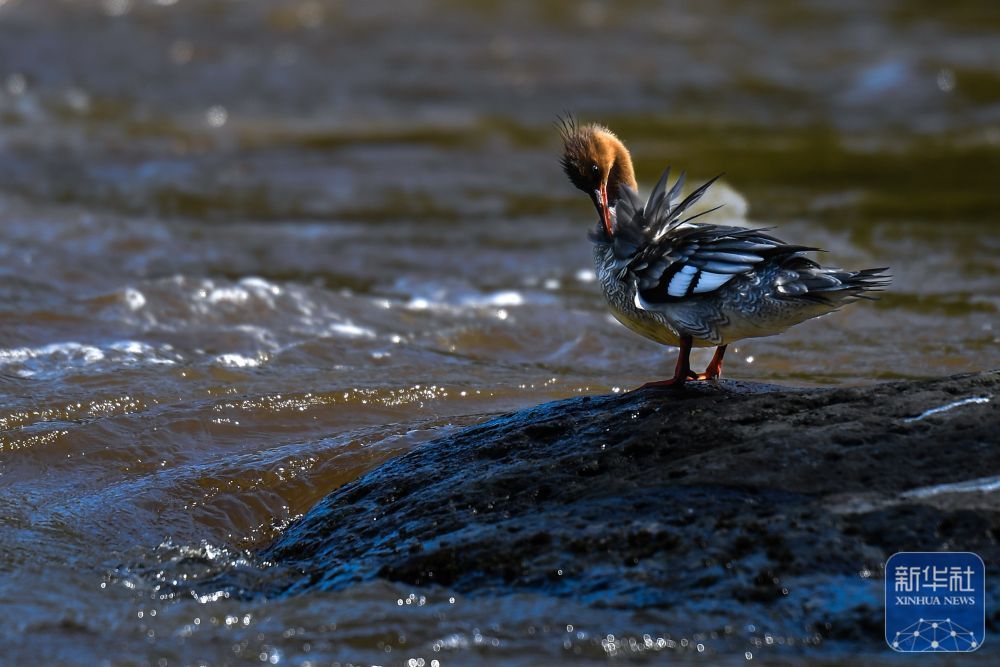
[263,371,1000,651]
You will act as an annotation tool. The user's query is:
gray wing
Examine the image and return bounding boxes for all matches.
[608,170,816,304]
[630,224,811,304]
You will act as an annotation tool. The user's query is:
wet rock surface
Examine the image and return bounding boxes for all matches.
[264,371,1000,652]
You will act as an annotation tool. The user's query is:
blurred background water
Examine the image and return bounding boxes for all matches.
[0,0,998,664]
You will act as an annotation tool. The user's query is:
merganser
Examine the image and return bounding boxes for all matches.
[559,118,890,389]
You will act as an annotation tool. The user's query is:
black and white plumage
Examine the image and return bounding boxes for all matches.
[611,170,817,302]
[591,168,890,349]
[560,119,889,387]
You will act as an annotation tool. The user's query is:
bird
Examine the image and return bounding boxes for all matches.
[558,117,890,389]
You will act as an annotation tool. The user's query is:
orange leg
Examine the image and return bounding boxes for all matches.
[690,344,727,381]
[637,336,692,390]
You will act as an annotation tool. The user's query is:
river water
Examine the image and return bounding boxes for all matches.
[1,0,998,664]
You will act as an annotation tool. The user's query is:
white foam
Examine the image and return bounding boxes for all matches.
[206,285,250,305]
[239,276,282,295]
[0,342,104,366]
[124,287,146,311]
[406,289,526,312]
[214,353,265,368]
[329,322,376,339]
[474,291,524,307]
[108,340,174,362]
[191,277,284,309]
[0,340,178,377]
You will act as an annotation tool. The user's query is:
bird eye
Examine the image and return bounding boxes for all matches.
[590,164,599,174]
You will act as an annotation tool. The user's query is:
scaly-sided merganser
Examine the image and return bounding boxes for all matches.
[559,118,890,389]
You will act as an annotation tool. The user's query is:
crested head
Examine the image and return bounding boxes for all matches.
[558,116,637,237]
[558,119,636,202]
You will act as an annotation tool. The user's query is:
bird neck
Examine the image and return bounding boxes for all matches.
[606,140,637,205]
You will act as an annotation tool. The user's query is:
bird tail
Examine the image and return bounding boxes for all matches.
[775,258,891,305]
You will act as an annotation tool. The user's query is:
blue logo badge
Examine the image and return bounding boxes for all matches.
[885,552,985,652]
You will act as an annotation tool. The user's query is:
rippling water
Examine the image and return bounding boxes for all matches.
[1,0,999,663]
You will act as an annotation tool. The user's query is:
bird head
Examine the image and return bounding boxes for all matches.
[558,117,636,238]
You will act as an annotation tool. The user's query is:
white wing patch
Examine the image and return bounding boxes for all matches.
[692,271,733,293]
[666,265,736,297]
[667,265,698,297]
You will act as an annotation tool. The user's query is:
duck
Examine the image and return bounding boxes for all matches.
[558,118,890,389]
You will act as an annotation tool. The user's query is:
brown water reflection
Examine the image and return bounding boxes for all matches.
[0,0,998,663]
